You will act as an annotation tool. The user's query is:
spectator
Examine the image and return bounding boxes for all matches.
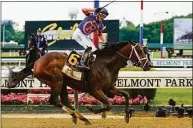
[35,28,48,56]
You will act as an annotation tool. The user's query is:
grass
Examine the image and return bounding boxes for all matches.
[120,67,155,71]
[150,50,192,58]
[1,52,22,57]
[151,88,192,106]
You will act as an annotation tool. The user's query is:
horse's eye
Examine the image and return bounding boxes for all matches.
[138,48,143,53]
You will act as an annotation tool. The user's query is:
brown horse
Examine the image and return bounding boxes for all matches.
[7,41,152,125]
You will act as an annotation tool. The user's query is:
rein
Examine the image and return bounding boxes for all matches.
[116,51,129,60]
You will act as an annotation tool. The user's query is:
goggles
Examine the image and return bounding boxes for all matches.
[98,13,107,18]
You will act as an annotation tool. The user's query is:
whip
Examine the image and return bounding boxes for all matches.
[101,0,116,8]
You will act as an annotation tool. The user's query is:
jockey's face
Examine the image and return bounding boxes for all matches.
[97,13,107,22]
[37,31,41,35]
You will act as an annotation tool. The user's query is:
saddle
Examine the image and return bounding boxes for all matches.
[62,50,95,81]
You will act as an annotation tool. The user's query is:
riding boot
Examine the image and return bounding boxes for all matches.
[76,47,92,71]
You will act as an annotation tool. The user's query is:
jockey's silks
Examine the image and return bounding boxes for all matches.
[35,35,44,48]
[78,14,104,35]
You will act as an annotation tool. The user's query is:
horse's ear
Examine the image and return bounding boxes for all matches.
[129,40,136,45]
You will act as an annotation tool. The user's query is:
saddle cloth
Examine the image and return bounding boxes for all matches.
[62,50,83,81]
[62,64,82,81]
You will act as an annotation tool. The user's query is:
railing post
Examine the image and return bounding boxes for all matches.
[74,90,79,111]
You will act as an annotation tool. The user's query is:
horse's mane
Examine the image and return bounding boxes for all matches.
[93,41,134,56]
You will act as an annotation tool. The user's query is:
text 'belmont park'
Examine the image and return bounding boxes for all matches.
[1,78,192,89]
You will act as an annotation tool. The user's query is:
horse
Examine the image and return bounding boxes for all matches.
[7,41,152,125]
[6,34,42,84]
[10,33,46,80]
[26,33,42,66]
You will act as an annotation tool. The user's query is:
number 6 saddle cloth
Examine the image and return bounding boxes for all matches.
[62,50,84,81]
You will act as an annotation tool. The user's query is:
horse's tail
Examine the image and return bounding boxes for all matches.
[7,62,35,88]
[7,67,20,88]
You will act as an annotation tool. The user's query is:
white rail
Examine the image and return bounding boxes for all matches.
[1,58,25,67]
[1,58,25,63]
[1,58,192,67]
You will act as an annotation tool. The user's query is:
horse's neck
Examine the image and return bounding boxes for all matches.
[105,43,133,72]
[95,54,126,74]
[108,55,126,72]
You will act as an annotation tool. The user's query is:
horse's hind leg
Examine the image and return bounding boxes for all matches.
[48,81,63,108]
[60,85,91,125]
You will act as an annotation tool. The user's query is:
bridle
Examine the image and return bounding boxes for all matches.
[28,36,36,49]
[116,43,149,68]
[28,35,42,57]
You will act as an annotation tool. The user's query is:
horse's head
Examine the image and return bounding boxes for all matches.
[133,45,152,68]
[28,33,36,49]
[117,41,152,71]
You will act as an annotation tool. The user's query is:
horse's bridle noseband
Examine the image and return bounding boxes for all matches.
[116,43,149,68]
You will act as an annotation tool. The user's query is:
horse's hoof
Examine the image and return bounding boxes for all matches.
[85,120,92,125]
[124,115,130,123]
[72,117,78,124]
[125,109,134,123]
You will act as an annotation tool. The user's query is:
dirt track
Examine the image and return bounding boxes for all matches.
[2,114,192,128]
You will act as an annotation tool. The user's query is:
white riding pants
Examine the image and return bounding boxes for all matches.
[72,28,97,52]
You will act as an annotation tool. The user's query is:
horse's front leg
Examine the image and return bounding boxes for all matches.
[108,87,134,123]
[87,89,112,114]
[60,85,91,125]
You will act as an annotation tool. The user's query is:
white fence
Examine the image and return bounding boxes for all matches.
[1,58,192,68]
[1,58,25,66]
[151,58,192,67]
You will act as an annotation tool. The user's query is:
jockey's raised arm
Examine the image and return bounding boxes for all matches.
[82,8,95,16]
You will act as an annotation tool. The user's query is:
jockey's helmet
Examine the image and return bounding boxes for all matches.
[97,8,108,22]
[98,8,109,17]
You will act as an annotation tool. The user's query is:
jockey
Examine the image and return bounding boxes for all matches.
[72,7,109,70]
[35,28,48,56]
